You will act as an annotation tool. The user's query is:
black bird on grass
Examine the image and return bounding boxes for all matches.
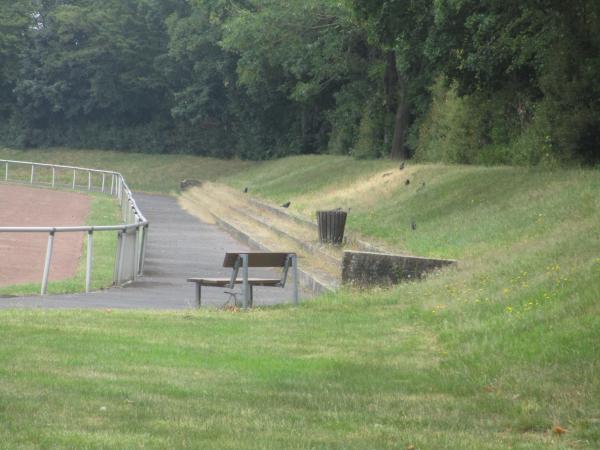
[411,220,417,231]
[281,201,291,208]
[399,161,405,170]
[405,179,410,186]
[243,187,248,193]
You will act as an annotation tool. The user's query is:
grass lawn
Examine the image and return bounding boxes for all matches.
[0,149,599,448]
[0,147,253,193]
[1,281,597,448]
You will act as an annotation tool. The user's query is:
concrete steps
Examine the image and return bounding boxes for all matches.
[247,196,392,254]
[178,184,343,294]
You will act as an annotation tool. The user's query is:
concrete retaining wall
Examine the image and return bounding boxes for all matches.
[342,251,456,286]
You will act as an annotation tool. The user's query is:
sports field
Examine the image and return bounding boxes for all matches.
[0,184,91,286]
[0,182,121,297]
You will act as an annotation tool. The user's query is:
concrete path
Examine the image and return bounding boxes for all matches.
[0,193,298,309]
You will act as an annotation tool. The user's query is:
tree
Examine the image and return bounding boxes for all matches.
[221,0,370,157]
[351,0,436,159]
[0,0,33,118]
[164,0,241,154]
[430,0,600,161]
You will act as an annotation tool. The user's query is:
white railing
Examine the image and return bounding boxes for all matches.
[0,159,149,294]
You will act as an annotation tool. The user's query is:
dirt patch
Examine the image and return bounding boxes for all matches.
[0,184,92,287]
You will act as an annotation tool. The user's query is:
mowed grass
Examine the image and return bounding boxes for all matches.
[0,147,254,193]
[0,151,599,447]
[0,193,120,296]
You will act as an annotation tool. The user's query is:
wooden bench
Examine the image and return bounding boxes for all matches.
[187,252,298,308]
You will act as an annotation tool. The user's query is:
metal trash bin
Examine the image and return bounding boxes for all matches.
[317,210,347,245]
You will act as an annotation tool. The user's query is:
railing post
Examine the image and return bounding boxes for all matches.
[4,162,8,181]
[101,173,105,193]
[131,227,138,281]
[41,230,55,295]
[113,230,124,285]
[87,171,91,190]
[30,165,35,184]
[138,225,148,276]
[51,167,55,188]
[116,229,127,284]
[72,169,76,189]
[110,174,114,195]
[85,230,93,292]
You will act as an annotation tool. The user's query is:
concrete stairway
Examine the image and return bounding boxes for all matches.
[179,183,386,294]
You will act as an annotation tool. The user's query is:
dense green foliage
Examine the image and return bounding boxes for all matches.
[0,0,598,162]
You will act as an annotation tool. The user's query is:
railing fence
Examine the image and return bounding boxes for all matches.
[0,159,148,294]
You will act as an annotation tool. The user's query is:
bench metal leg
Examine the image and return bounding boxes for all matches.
[242,254,249,309]
[195,284,201,307]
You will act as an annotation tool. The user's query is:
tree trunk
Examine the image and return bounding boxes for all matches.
[383,51,398,146]
[390,78,409,160]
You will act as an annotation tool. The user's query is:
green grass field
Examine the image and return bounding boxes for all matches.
[0,148,599,448]
[0,147,253,193]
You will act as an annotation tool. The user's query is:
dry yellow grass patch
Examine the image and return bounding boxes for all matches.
[293,167,416,214]
[178,185,218,224]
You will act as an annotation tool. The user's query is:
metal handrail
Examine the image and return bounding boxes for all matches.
[0,159,149,294]
[0,225,141,232]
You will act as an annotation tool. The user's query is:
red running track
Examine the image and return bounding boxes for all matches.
[0,184,91,287]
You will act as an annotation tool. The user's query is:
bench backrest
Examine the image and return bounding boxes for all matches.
[223,252,296,288]
[223,252,292,268]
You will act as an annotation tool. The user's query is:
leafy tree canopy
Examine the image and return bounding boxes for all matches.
[0,0,597,163]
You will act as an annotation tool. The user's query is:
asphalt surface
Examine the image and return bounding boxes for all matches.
[0,193,297,309]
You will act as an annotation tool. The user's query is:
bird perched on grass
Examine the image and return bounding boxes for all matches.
[243,187,248,193]
[281,201,291,208]
[411,220,417,231]
[399,161,405,170]
[405,179,410,186]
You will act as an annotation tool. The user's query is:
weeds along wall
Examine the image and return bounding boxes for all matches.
[0,159,148,294]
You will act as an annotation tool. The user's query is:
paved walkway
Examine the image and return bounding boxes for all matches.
[0,193,297,309]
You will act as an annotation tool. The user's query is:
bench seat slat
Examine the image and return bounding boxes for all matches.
[187,277,281,287]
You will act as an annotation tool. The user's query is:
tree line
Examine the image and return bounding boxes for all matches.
[1,0,598,164]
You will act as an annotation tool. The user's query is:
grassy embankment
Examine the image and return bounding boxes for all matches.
[1,148,599,448]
